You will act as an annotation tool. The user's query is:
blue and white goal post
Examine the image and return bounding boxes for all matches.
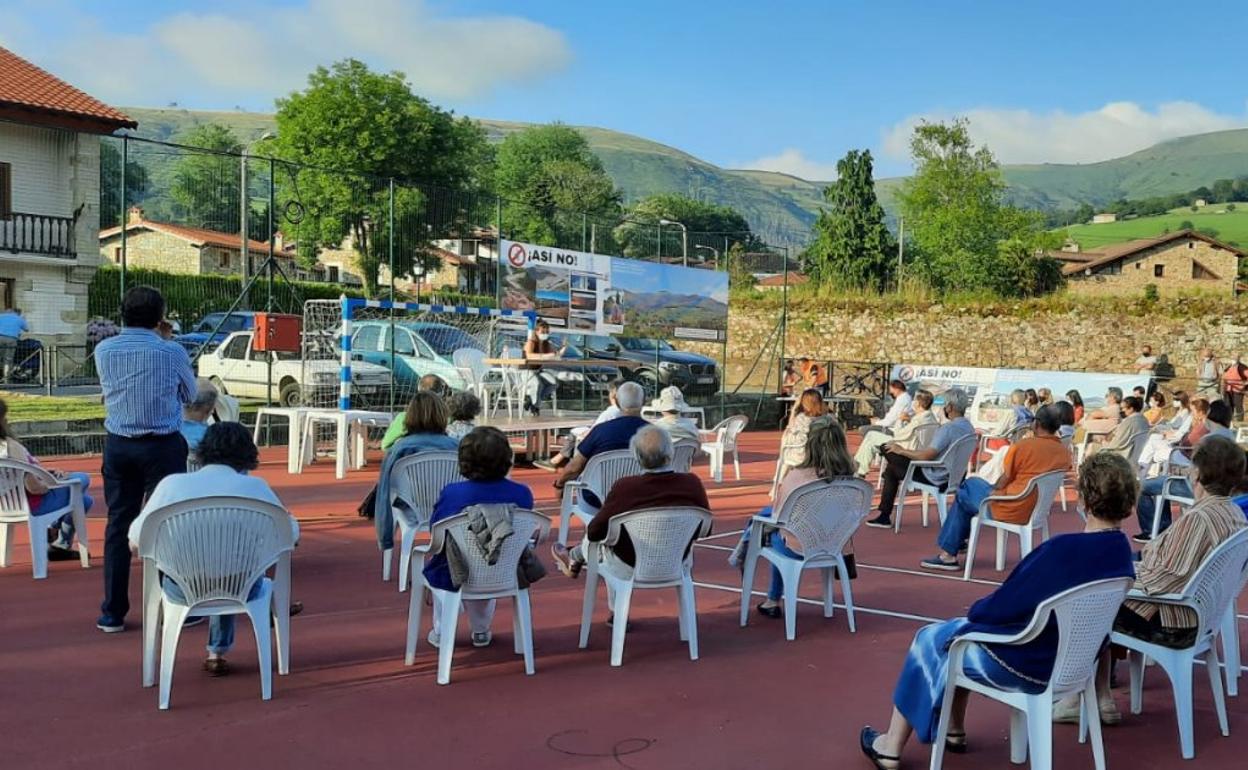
[301,296,537,411]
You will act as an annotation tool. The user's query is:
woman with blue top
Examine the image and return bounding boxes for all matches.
[373,392,460,552]
[860,451,1138,769]
[423,426,534,648]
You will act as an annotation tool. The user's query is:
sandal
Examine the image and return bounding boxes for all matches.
[202,657,230,677]
[550,543,582,578]
[945,730,967,753]
[859,727,900,770]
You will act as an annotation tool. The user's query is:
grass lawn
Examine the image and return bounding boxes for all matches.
[1063,203,1248,250]
[1,391,105,422]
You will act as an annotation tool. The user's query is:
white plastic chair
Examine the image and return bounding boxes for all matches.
[384,450,464,592]
[405,508,550,685]
[0,458,89,578]
[977,422,1032,471]
[1111,528,1248,759]
[453,348,511,419]
[577,506,713,666]
[1148,448,1195,540]
[672,440,699,474]
[893,433,978,532]
[739,478,873,640]
[964,470,1066,581]
[700,415,748,482]
[136,496,295,709]
[769,441,805,499]
[557,448,642,546]
[930,577,1133,770]
[874,422,939,491]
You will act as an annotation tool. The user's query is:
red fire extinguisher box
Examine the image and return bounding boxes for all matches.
[253,313,302,352]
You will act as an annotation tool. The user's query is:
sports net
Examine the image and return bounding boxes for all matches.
[300,298,529,411]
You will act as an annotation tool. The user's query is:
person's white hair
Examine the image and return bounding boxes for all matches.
[616,381,645,411]
[188,379,219,414]
[943,388,969,414]
[631,424,673,471]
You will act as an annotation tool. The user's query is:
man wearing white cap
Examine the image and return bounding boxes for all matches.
[653,385,701,445]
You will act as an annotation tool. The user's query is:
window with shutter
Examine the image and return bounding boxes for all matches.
[0,162,12,220]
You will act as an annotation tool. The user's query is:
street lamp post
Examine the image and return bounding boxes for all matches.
[240,131,275,308]
[694,244,720,269]
[659,218,687,266]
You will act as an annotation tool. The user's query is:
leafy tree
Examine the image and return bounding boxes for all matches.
[1179,219,1195,230]
[802,149,895,289]
[896,119,1062,297]
[494,124,621,248]
[169,124,243,232]
[99,141,150,229]
[614,193,760,263]
[271,59,493,293]
[1228,203,1237,212]
[1212,178,1235,203]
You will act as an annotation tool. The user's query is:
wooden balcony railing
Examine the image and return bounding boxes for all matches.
[0,211,77,258]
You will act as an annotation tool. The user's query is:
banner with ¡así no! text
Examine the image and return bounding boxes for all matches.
[890,363,1150,430]
[498,239,727,341]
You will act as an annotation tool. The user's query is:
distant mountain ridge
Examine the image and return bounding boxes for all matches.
[121,107,1248,252]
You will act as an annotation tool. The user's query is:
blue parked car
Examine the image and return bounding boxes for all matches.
[176,311,257,357]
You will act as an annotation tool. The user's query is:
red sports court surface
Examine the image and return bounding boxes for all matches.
[4,431,1246,769]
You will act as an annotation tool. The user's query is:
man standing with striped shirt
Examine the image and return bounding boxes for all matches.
[95,286,196,633]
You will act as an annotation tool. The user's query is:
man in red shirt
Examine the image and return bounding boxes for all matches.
[551,425,710,577]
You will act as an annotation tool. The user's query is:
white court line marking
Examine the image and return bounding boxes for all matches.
[692,542,1248,620]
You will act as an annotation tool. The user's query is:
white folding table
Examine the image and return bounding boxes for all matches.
[298,408,395,479]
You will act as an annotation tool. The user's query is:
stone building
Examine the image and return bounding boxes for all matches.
[99,207,303,278]
[0,45,135,349]
[1053,231,1244,297]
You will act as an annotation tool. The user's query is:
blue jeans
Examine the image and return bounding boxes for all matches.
[34,471,94,546]
[161,576,263,655]
[936,477,993,556]
[736,506,801,601]
[1137,476,1189,537]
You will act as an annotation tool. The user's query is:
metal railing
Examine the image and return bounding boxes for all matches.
[0,211,77,258]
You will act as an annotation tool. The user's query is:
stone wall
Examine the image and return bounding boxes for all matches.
[681,301,1248,394]
[99,229,202,274]
[1066,238,1238,298]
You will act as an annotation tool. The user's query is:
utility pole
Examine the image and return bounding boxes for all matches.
[896,215,905,292]
[239,151,249,309]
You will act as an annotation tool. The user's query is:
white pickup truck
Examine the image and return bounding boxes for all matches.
[198,331,393,407]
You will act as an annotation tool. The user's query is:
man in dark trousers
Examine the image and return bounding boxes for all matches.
[95,286,196,632]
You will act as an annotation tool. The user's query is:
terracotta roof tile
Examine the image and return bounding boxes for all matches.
[100,219,290,254]
[1061,230,1245,276]
[756,272,809,287]
[0,45,135,131]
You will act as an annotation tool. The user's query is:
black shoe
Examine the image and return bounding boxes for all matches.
[523,395,534,412]
[755,602,782,619]
[47,545,78,561]
[920,555,960,572]
[1132,533,1152,544]
[865,514,892,529]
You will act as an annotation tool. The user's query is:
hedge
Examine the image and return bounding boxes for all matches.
[87,266,495,325]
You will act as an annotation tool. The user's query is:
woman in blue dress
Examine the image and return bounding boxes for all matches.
[860,451,1138,769]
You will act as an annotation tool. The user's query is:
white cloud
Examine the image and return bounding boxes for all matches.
[15,0,571,106]
[736,148,840,181]
[882,101,1248,165]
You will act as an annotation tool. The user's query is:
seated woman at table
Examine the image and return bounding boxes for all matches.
[521,320,567,417]
[733,416,858,619]
[373,392,460,550]
[859,451,1137,769]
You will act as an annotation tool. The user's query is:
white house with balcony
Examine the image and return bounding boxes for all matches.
[0,45,135,351]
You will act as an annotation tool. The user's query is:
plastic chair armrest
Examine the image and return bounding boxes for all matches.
[1124,588,1191,606]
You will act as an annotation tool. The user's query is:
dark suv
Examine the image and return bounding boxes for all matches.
[583,335,720,396]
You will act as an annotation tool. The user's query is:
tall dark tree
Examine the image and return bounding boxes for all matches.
[169,124,243,232]
[494,124,621,248]
[271,59,493,293]
[99,141,150,229]
[803,149,895,289]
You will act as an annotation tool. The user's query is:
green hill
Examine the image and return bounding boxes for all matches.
[1063,203,1248,250]
[120,107,1248,252]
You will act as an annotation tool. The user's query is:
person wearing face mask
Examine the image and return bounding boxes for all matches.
[867,389,976,530]
[522,320,567,416]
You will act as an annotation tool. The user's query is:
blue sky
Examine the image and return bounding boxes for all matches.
[611,259,729,305]
[3,0,1246,177]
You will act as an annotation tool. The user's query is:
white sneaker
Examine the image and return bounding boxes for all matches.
[471,631,492,648]
[426,629,440,648]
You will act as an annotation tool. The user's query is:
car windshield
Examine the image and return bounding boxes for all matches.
[620,337,673,352]
[194,313,249,334]
[413,325,484,356]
